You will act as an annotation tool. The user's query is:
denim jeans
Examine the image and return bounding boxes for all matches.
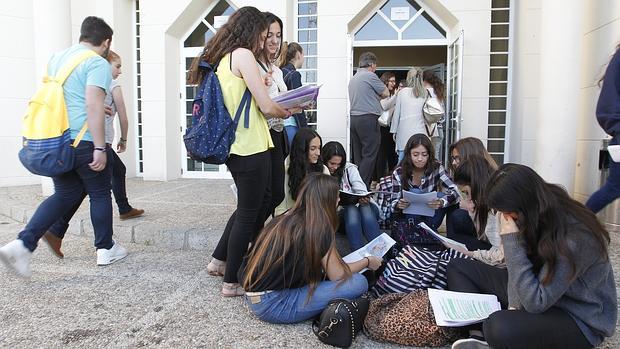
[109,148,132,214]
[342,203,381,251]
[586,158,620,213]
[18,141,113,251]
[246,273,368,324]
[48,147,133,239]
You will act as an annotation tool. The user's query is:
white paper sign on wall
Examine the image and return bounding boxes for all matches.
[213,16,229,28]
[391,7,410,21]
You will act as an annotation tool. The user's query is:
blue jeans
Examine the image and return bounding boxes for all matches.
[285,125,298,148]
[48,147,133,239]
[586,158,620,213]
[247,273,368,324]
[18,141,113,251]
[342,204,381,251]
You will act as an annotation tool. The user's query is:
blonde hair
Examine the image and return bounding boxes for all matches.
[406,67,426,98]
[106,50,120,63]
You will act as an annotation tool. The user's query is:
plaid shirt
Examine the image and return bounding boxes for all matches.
[376,164,459,222]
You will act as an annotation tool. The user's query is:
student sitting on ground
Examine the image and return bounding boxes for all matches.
[447,164,617,349]
[240,173,382,324]
[382,133,458,230]
[443,155,503,266]
[446,137,498,250]
[322,141,381,251]
[274,128,329,215]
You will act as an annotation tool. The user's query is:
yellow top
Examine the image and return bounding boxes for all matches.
[216,53,273,156]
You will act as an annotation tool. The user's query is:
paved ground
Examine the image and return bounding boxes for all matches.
[0,178,618,348]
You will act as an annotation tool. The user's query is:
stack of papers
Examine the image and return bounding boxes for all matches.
[272,84,322,109]
[428,289,501,326]
[342,233,396,273]
[402,190,437,217]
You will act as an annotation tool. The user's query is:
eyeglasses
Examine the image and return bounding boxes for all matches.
[451,155,461,162]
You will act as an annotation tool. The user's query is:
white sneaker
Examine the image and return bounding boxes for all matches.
[0,239,33,278]
[452,338,490,349]
[96,242,128,266]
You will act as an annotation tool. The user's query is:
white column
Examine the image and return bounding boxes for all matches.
[534,0,583,192]
[32,0,72,196]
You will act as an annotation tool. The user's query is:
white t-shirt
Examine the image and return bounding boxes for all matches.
[103,79,120,144]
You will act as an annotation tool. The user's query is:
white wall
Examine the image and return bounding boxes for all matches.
[574,0,620,201]
[0,1,39,187]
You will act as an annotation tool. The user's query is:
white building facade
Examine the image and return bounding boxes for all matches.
[1,0,619,202]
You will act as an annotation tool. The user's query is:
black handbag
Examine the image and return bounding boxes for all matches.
[312,296,370,348]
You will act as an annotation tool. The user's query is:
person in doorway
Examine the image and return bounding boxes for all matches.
[274,128,330,216]
[448,164,617,349]
[258,13,289,218]
[423,70,446,160]
[43,50,145,259]
[0,17,127,277]
[239,173,381,324]
[322,141,381,251]
[374,72,399,185]
[586,44,620,213]
[193,7,291,297]
[279,42,308,147]
[348,52,390,186]
[390,67,436,163]
[384,134,458,230]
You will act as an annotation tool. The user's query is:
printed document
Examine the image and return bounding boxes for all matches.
[428,289,501,327]
[342,233,396,273]
[401,190,437,217]
[417,222,468,250]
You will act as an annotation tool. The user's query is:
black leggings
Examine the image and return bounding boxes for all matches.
[267,129,286,218]
[212,151,272,284]
[447,258,592,349]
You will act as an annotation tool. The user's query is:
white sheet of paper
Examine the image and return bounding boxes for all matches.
[609,144,620,162]
[428,289,501,327]
[401,190,437,217]
[417,222,468,250]
[342,233,396,273]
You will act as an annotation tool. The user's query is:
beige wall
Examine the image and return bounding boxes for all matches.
[353,46,447,68]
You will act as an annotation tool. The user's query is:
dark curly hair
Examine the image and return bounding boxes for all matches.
[423,70,445,102]
[187,7,268,85]
[289,128,323,200]
[321,141,347,183]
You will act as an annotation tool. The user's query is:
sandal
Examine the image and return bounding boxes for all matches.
[221,282,245,297]
[207,258,225,277]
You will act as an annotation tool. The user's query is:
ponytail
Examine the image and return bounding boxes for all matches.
[279,41,303,68]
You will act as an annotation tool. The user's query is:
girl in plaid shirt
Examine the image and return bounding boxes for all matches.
[378,134,458,229]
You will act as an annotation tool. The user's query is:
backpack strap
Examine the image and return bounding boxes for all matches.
[233,88,252,129]
[53,50,98,85]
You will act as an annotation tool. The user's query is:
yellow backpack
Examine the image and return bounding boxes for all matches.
[19,50,96,176]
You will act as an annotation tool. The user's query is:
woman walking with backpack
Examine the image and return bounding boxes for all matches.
[188,7,291,297]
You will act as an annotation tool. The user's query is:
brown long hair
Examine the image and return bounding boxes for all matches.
[423,70,445,102]
[449,137,498,174]
[400,134,439,191]
[242,173,350,298]
[278,41,303,68]
[187,7,268,85]
[485,164,610,285]
[380,72,396,96]
[453,155,494,238]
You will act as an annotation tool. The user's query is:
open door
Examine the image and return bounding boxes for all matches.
[444,30,463,164]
